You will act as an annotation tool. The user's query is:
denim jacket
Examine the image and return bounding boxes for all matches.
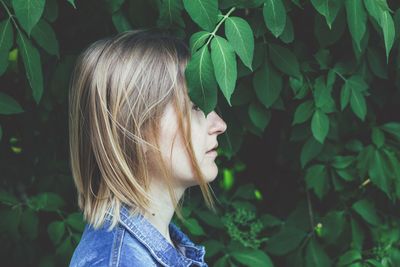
[69,204,207,267]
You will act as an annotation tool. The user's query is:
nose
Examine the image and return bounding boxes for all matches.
[208,111,227,135]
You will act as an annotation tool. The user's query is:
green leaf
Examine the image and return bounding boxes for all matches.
[27,192,65,212]
[66,212,85,232]
[371,128,385,148]
[248,102,271,131]
[279,15,294,43]
[265,226,306,255]
[0,19,14,75]
[112,10,133,33]
[380,11,395,63]
[16,32,44,104]
[231,249,273,267]
[305,238,332,267]
[0,208,21,238]
[103,0,125,13]
[313,76,335,113]
[350,89,367,121]
[300,137,323,168]
[269,43,301,78]
[368,149,391,197]
[203,240,224,258]
[0,190,19,205]
[344,0,367,52]
[305,164,329,199]
[211,35,237,105]
[367,47,388,79]
[0,92,24,114]
[189,31,211,55]
[337,249,362,266]
[225,16,254,71]
[350,217,364,249]
[320,211,345,244]
[43,0,59,23]
[48,220,65,245]
[185,45,218,115]
[67,0,76,9]
[194,210,224,229]
[156,0,184,28]
[311,0,343,28]
[332,156,355,169]
[381,122,400,140]
[263,0,287,38]
[253,61,282,108]
[311,109,329,144]
[12,0,46,36]
[293,100,315,125]
[352,199,381,225]
[364,0,390,26]
[31,19,59,57]
[182,217,205,236]
[19,208,39,240]
[182,0,218,32]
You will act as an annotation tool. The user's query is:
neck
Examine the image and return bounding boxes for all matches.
[142,178,187,246]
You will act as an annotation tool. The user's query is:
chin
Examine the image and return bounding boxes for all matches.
[205,165,219,182]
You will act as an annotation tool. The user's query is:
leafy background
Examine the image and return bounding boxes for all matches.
[1,0,400,266]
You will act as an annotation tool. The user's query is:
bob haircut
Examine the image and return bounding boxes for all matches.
[68,28,216,230]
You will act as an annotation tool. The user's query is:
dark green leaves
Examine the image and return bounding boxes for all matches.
[293,100,315,125]
[48,221,65,245]
[185,45,217,115]
[31,19,59,57]
[0,92,24,114]
[311,0,343,28]
[352,199,381,225]
[231,249,274,267]
[157,0,184,28]
[0,19,13,75]
[211,36,237,105]
[189,31,211,54]
[269,43,301,78]
[12,0,46,35]
[17,33,44,104]
[380,11,395,62]
[305,164,329,199]
[265,226,306,255]
[311,110,330,144]
[248,102,271,131]
[225,17,254,70]
[253,61,282,108]
[345,0,367,52]
[340,75,368,121]
[263,0,286,38]
[183,0,218,32]
[305,238,332,267]
[27,192,65,212]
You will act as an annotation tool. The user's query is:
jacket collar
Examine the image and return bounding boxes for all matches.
[118,203,206,267]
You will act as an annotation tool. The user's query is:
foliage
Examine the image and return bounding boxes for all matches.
[0,0,400,266]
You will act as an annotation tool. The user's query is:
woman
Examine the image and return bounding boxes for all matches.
[68,28,227,267]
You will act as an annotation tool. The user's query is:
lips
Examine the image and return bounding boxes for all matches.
[206,143,218,153]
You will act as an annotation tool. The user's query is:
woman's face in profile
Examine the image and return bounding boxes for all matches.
[156,100,227,188]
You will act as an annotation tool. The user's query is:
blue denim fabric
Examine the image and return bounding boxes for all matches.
[69,204,207,267]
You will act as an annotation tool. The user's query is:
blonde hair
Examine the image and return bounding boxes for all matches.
[68,28,216,230]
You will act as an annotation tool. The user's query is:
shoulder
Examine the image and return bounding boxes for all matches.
[69,221,160,267]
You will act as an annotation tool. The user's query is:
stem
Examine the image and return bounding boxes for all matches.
[333,69,346,81]
[306,189,315,237]
[0,0,23,36]
[204,7,236,47]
